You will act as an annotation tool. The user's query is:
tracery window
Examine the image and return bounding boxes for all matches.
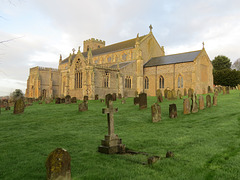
[104,72,110,88]
[75,72,83,89]
[125,76,132,88]
[178,75,183,88]
[159,76,164,89]
[144,76,149,89]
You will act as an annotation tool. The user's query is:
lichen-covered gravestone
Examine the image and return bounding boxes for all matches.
[71,97,77,103]
[134,97,139,105]
[191,93,198,113]
[156,89,163,103]
[213,95,217,106]
[105,94,113,107]
[13,98,25,114]
[45,148,71,180]
[61,98,65,103]
[83,96,88,102]
[151,103,161,122]
[139,93,147,109]
[169,104,177,118]
[164,89,168,99]
[206,95,211,108]
[188,88,193,98]
[112,93,117,101]
[183,98,190,114]
[55,98,61,104]
[177,89,182,99]
[79,101,88,112]
[184,88,187,96]
[199,95,205,110]
[65,95,71,104]
[98,100,125,154]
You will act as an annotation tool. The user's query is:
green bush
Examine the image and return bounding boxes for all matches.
[213,69,240,87]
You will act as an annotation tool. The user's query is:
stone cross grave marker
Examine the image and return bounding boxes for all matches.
[183,98,190,115]
[169,104,177,118]
[206,95,211,108]
[199,95,205,110]
[45,148,71,180]
[151,103,161,122]
[139,93,147,109]
[191,93,198,113]
[105,94,113,107]
[98,100,125,154]
[13,98,25,114]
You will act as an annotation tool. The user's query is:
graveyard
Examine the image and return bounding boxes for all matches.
[1,90,240,179]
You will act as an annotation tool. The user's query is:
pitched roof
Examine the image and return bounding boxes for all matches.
[61,35,147,64]
[144,50,202,67]
[109,61,134,69]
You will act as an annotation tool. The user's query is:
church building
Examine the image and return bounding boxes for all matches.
[25,26,213,100]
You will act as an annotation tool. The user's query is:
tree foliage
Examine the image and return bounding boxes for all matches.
[10,89,24,101]
[213,69,240,87]
[212,55,231,71]
[232,58,240,71]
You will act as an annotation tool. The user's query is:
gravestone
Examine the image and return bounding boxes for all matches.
[134,97,139,105]
[71,97,77,103]
[156,89,163,103]
[208,86,212,93]
[191,93,198,113]
[112,93,117,101]
[13,98,25,114]
[222,87,226,95]
[226,86,230,94]
[105,94,113,107]
[184,88,187,96]
[65,95,71,104]
[83,96,88,102]
[139,93,147,109]
[183,98,191,115]
[79,101,88,112]
[61,98,65,103]
[214,90,218,96]
[95,94,99,100]
[188,88,193,98]
[199,95,205,110]
[167,90,173,100]
[172,90,177,99]
[118,93,122,99]
[100,99,104,103]
[164,89,168,99]
[213,95,217,106]
[124,91,128,98]
[45,98,52,104]
[177,90,182,99]
[98,100,125,154]
[55,98,61,104]
[169,104,177,118]
[151,103,161,122]
[46,148,71,180]
[206,95,211,108]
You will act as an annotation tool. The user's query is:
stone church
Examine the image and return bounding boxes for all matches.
[25,26,213,100]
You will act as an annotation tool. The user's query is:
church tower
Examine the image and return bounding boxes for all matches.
[83,38,105,52]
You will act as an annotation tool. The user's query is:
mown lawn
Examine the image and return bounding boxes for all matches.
[1,91,240,180]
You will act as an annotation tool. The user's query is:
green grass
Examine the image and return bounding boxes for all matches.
[1,91,240,180]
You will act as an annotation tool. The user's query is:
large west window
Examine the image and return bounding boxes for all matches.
[75,72,83,88]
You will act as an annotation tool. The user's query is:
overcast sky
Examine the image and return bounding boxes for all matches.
[1,0,240,96]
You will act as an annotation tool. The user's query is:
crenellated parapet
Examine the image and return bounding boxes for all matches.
[83,38,105,52]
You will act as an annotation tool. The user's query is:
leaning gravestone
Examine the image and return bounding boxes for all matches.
[169,104,177,118]
[98,100,125,154]
[55,98,61,104]
[95,94,99,100]
[84,96,88,102]
[139,93,147,109]
[79,101,88,112]
[183,98,191,115]
[46,148,71,180]
[151,103,161,122]
[14,98,25,114]
[156,89,163,103]
[213,95,217,106]
[206,95,211,108]
[105,94,113,107]
[65,95,71,104]
[112,93,117,101]
[191,93,198,113]
[71,97,77,103]
[134,97,139,105]
[199,95,205,110]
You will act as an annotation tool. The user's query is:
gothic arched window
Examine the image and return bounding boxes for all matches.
[125,76,132,88]
[159,76,164,89]
[144,76,149,89]
[104,72,110,88]
[178,75,183,88]
[75,71,82,89]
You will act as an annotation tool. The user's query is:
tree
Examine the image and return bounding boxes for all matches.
[10,89,24,101]
[213,69,240,87]
[212,55,231,71]
[232,58,240,71]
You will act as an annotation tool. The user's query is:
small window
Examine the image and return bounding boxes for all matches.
[159,76,164,88]
[125,76,132,88]
[104,73,110,88]
[178,75,183,88]
[87,45,89,51]
[144,76,149,89]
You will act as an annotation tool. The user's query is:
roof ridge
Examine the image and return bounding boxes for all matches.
[164,49,202,57]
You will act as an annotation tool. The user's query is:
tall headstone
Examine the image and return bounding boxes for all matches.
[213,95,217,106]
[226,86,230,94]
[65,95,71,104]
[151,103,161,122]
[169,104,177,118]
[13,98,25,114]
[188,88,193,98]
[167,90,173,100]
[164,89,168,99]
[46,148,71,180]
[79,101,88,112]
[222,87,226,95]
[199,95,205,110]
[83,96,88,102]
[112,93,117,101]
[177,89,182,99]
[184,88,187,96]
[134,97,139,105]
[156,89,163,103]
[98,100,125,154]
[183,98,191,115]
[95,94,99,100]
[139,93,147,109]
[71,97,77,103]
[206,95,211,108]
[191,93,198,113]
[55,98,61,104]
[105,94,113,107]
